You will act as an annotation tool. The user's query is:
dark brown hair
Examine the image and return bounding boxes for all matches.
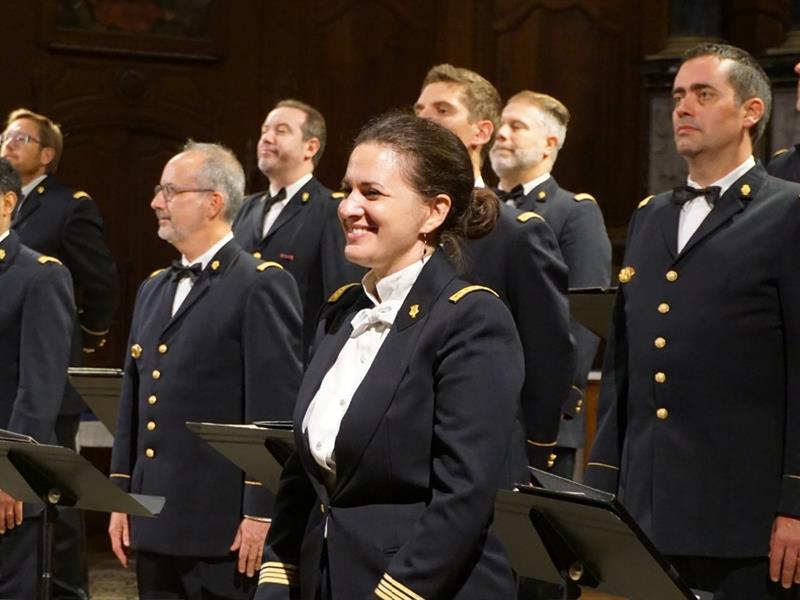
[354,111,499,269]
[274,99,327,167]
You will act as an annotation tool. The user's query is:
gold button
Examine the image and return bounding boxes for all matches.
[575,406,582,413]
[654,337,666,349]
[146,421,157,431]
[656,408,669,420]
[666,270,678,282]
[654,372,666,383]
[145,448,155,458]
[549,453,557,461]
[658,303,670,314]
[148,395,157,405]
[577,400,583,407]
[547,459,555,468]
[158,344,168,354]
[152,369,161,380]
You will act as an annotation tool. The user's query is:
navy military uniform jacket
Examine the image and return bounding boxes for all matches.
[465,203,574,473]
[585,165,800,557]
[256,251,523,600]
[233,176,365,356]
[0,231,74,442]
[516,177,611,448]
[110,239,303,557]
[767,145,800,183]
[12,174,119,413]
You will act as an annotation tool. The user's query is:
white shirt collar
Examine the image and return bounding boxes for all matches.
[687,156,755,197]
[362,255,430,307]
[0,230,9,244]
[521,173,551,196]
[21,174,48,198]
[270,173,313,202]
[474,175,486,189]
[182,231,234,268]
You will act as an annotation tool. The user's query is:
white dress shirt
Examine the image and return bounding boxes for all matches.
[303,256,430,477]
[262,173,313,237]
[678,156,755,252]
[171,232,233,316]
[16,174,48,214]
[0,230,9,244]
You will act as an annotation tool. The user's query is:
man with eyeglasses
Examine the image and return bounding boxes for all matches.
[0,156,74,599]
[108,141,302,599]
[1,107,119,599]
[233,99,364,359]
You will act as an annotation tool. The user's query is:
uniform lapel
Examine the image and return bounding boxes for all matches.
[658,200,681,260]
[160,240,240,337]
[12,179,47,227]
[675,166,762,262]
[0,231,20,273]
[331,252,455,497]
[262,178,318,242]
[524,176,557,215]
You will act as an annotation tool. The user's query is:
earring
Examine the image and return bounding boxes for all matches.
[421,232,428,259]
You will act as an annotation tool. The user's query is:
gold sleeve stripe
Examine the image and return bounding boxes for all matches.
[244,480,262,486]
[328,282,360,302]
[586,461,619,471]
[375,582,405,600]
[80,324,110,336]
[448,285,499,303]
[517,211,544,223]
[378,573,426,600]
[109,473,131,479]
[528,439,557,447]
[258,562,300,587]
[257,261,283,271]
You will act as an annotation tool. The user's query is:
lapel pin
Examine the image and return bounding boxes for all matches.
[301,192,310,203]
[740,184,751,197]
[210,260,220,271]
[409,304,420,319]
[538,191,546,200]
[0,249,5,261]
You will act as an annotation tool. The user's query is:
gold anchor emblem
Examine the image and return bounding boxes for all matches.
[409,304,420,319]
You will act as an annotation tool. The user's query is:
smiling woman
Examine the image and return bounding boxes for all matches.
[254,112,524,600]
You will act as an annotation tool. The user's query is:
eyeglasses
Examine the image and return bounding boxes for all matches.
[154,183,215,202]
[0,133,42,148]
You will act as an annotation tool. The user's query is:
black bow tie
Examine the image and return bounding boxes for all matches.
[497,185,525,207]
[671,185,721,208]
[170,260,202,282]
[262,188,287,218]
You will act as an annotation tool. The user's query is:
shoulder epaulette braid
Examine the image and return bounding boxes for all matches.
[638,195,654,209]
[449,285,500,303]
[517,211,544,223]
[573,193,596,203]
[772,148,790,158]
[327,282,360,303]
[149,268,166,278]
[331,191,345,199]
[37,256,62,265]
[73,191,91,200]
[257,261,283,272]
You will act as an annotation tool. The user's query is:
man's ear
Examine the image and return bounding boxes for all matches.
[742,97,765,133]
[304,137,321,162]
[471,120,494,149]
[207,191,225,220]
[1,190,17,220]
[39,146,55,170]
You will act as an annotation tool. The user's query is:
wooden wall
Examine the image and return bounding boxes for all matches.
[0,0,795,366]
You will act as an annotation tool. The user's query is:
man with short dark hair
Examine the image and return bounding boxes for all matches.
[491,90,612,479]
[415,66,574,478]
[587,43,800,599]
[1,107,119,599]
[767,61,800,182]
[0,157,74,598]
[233,99,363,356]
[109,142,303,599]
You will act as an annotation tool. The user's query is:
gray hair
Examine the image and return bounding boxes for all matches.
[182,140,245,222]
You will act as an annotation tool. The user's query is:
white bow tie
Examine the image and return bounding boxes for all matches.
[350,304,398,337]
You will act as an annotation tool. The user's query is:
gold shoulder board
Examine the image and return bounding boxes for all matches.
[573,193,597,203]
[449,285,500,303]
[257,261,283,272]
[149,268,166,278]
[638,195,655,209]
[327,282,359,303]
[331,191,345,199]
[37,255,62,265]
[73,191,91,200]
[517,211,543,223]
[772,148,790,158]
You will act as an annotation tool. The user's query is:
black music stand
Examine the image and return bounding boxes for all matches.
[185,421,295,494]
[68,367,124,435]
[495,470,713,600]
[0,431,164,600]
[568,287,617,339]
